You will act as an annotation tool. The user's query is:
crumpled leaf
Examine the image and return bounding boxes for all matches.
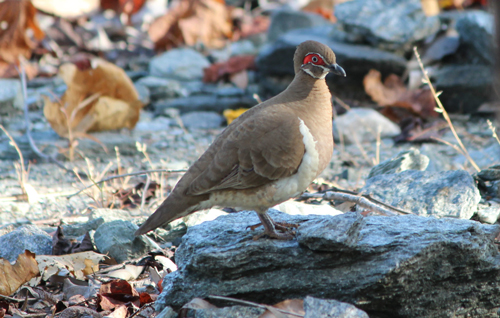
[302,0,336,22]
[98,279,140,311]
[203,55,255,83]
[53,226,94,256]
[259,299,305,318]
[43,59,144,137]
[0,0,44,78]
[36,251,107,281]
[363,69,438,119]
[32,0,100,18]
[223,108,248,125]
[0,250,39,296]
[149,0,232,50]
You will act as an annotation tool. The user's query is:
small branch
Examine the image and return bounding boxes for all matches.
[18,62,78,176]
[67,169,186,199]
[140,174,151,211]
[129,302,154,318]
[299,189,412,216]
[413,47,480,172]
[208,295,304,317]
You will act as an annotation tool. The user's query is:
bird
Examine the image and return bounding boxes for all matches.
[136,40,346,239]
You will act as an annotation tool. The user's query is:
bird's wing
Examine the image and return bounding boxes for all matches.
[186,109,306,196]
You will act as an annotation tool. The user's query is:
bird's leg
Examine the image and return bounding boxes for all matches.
[251,211,297,240]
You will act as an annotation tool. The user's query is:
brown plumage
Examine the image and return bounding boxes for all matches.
[135,40,346,239]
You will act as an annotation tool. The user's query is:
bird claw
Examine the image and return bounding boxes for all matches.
[253,230,296,241]
[248,220,299,240]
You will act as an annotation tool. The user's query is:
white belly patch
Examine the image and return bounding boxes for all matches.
[199,117,320,211]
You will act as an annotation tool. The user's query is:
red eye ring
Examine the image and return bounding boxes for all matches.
[303,53,325,66]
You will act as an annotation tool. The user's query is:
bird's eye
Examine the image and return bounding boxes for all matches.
[303,53,325,66]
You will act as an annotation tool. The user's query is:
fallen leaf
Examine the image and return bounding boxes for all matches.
[53,227,95,256]
[363,69,438,119]
[0,0,44,78]
[302,0,336,22]
[32,0,100,18]
[259,299,305,318]
[223,108,248,125]
[203,55,255,83]
[43,59,144,137]
[106,304,128,318]
[0,250,39,296]
[231,9,270,40]
[98,279,140,310]
[149,0,232,50]
[102,264,145,281]
[36,251,107,281]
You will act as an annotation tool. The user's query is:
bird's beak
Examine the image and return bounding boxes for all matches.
[329,63,346,77]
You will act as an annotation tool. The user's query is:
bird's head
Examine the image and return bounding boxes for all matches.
[294,40,346,80]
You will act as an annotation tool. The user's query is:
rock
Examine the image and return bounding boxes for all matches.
[0,79,23,113]
[267,10,330,43]
[94,220,159,263]
[154,94,257,115]
[368,149,429,178]
[210,40,259,63]
[157,306,177,318]
[184,305,265,318]
[256,26,407,100]
[477,165,500,182]
[419,144,455,172]
[135,116,172,132]
[303,296,368,318]
[332,108,401,144]
[432,64,494,113]
[361,170,480,219]
[90,209,133,223]
[61,218,105,237]
[334,0,440,53]
[477,202,500,224]
[149,48,210,81]
[455,10,494,65]
[180,111,224,130]
[155,210,500,317]
[134,82,150,105]
[135,76,187,101]
[0,225,52,263]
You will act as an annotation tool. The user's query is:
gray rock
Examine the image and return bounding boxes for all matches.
[0,79,23,113]
[432,64,494,113]
[154,94,257,115]
[477,203,500,224]
[477,165,500,182]
[256,26,407,100]
[135,76,187,101]
[455,10,494,65]
[361,170,480,219]
[368,149,429,178]
[157,306,177,318]
[94,220,159,263]
[333,108,401,144]
[149,48,210,81]
[334,0,440,53]
[90,209,133,223]
[304,296,368,318]
[0,225,52,263]
[155,210,500,317]
[210,40,258,63]
[135,116,172,132]
[456,143,500,169]
[61,218,105,237]
[134,82,150,105]
[185,305,265,318]
[180,111,224,130]
[268,10,330,43]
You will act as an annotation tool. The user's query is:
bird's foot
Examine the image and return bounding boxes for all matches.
[249,212,299,240]
[253,229,295,240]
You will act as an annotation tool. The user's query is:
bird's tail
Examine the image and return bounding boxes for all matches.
[134,193,205,235]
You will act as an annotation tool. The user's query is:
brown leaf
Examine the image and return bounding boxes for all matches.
[0,250,39,296]
[203,55,255,83]
[53,227,95,255]
[149,0,232,50]
[259,299,305,318]
[363,69,438,119]
[302,0,336,22]
[99,279,140,308]
[43,59,144,137]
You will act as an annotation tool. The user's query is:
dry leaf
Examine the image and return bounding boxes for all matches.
[43,59,144,137]
[102,264,145,281]
[259,299,305,318]
[302,0,336,22]
[0,250,39,296]
[149,0,232,50]
[36,251,107,281]
[203,55,255,83]
[223,108,248,124]
[363,69,438,119]
[0,0,44,78]
[32,0,100,18]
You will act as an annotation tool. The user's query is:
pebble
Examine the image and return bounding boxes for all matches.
[149,48,210,81]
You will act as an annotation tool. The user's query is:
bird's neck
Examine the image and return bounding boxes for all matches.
[284,70,331,106]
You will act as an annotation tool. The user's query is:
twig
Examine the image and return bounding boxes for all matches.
[332,95,351,111]
[0,294,24,302]
[298,190,412,216]
[17,62,78,175]
[67,169,186,198]
[487,119,500,145]
[413,47,480,172]
[129,302,154,318]
[140,174,151,211]
[208,295,304,317]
